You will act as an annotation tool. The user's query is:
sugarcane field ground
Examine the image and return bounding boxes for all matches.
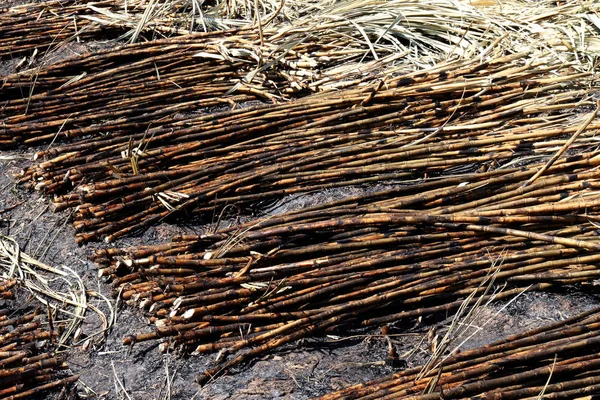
[5,142,600,400]
[4,0,600,399]
[0,158,431,399]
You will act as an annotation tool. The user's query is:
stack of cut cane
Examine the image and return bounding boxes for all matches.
[0,279,79,400]
[316,305,600,399]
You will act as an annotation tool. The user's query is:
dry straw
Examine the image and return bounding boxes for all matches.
[0,235,112,349]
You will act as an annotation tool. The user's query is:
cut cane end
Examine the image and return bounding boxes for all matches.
[196,373,210,386]
[158,342,169,353]
[173,297,183,309]
[122,335,136,346]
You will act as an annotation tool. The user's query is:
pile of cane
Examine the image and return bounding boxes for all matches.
[92,132,600,384]
[0,279,79,400]
[317,305,600,399]
[0,0,134,59]
[0,0,252,59]
[0,23,402,149]
[4,0,595,150]
[13,53,600,245]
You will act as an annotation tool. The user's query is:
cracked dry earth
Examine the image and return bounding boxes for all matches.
[3,150,600,399]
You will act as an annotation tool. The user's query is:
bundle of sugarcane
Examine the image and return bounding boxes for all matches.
[0,0,285,59]
[315,305,600,399]
[0,0,343,60]
[14,53,598,244]
[0,281,79,400]
[0,22,404,148]
[91,130,600,383]
[3,0,599,149]
[0,235,110,399]
[0,0,132,60]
